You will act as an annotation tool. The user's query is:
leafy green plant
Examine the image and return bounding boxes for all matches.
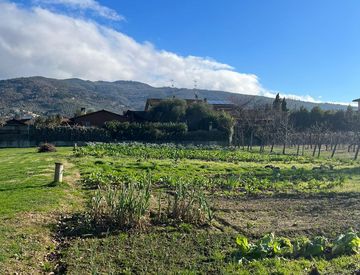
[332,229,360,255]
[293,236,327,258]
[236,235,250,255]
[235,233,293,260]
[74,142,303,163]
[235,231,360,262]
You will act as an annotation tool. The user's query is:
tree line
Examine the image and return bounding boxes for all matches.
[234,94,360,159]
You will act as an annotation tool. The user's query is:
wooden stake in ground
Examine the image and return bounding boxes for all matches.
[54,162,64,183]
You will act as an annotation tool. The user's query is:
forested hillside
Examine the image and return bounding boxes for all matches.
[0,76,349,117]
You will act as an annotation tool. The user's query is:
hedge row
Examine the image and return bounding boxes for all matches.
[30,126,111,142]
[28,123,228,143]
[105,121,188,141]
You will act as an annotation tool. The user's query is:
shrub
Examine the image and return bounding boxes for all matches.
[104,121,188,141]
[38,143,57,153]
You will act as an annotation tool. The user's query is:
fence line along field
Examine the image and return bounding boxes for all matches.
[0,143,359,274]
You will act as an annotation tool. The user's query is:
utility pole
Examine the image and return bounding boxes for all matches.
[194,80,198,99]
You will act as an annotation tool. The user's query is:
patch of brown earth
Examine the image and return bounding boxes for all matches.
[211,193,360,238]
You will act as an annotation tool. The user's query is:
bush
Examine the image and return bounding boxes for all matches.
[105,121,188,141]
[38,143,57,153]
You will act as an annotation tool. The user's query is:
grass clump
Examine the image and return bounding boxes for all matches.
[89,178,151,230]
[156,180,213,226]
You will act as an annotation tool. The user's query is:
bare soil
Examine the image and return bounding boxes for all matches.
[211,192,360,238]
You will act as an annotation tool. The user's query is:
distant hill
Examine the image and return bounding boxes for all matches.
[0,76,349,117]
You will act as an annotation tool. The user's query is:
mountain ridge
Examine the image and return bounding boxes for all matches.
[0,76,349,117]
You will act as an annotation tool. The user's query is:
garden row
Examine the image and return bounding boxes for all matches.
[74,142,313,163]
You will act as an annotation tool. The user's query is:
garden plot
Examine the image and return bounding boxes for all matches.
[53,143,360,274]
[212,193,360,237]
[1,145,359,273]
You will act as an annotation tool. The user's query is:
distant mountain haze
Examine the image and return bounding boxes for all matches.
[0,77,349,117]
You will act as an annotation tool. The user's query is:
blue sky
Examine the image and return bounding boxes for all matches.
[110,0,360,103]
[2,0,360,104]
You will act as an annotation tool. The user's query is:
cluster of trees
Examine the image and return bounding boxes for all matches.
[290,105,359,131]
[1,99,234,144]
[246,93,358,132]
[101,99,234,142]
[30,99,234,137]
[149,99,234,135]
[273,93,288,112]
[234,94,360,158]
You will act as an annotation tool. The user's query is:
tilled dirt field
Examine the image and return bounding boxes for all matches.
[212,192,360,237]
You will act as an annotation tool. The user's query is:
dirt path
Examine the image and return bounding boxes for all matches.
[212,192,360,237]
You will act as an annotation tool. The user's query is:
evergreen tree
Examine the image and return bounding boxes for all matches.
[281,98,288,112]
[273,93,281,111]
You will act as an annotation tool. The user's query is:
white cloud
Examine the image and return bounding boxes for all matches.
[262,90,355,106]
[0,1,263,95]
[33,0,124,21]
[262,90,320,103]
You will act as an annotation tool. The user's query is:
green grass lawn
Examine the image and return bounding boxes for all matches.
[0,147,83,273]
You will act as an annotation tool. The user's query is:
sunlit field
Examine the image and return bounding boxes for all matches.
[1,144,359,274]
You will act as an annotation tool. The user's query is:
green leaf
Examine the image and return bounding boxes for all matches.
[350,237,360,253]
[305,243,324,257]
[274,237,293,256]
[332,230,360,255]
[236,235,250,255]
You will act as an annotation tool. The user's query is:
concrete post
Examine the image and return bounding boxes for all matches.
[54,162,64,183]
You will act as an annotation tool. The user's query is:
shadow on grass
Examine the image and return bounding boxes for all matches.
[220,190,360,201]
[0,181,59,192]
[56,213,134,240]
